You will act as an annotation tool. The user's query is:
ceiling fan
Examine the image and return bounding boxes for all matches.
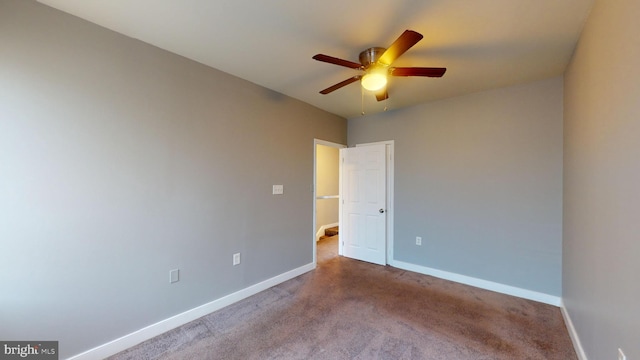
[313,30,446,101]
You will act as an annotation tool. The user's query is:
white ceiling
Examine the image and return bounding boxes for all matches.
[37,0,593,119]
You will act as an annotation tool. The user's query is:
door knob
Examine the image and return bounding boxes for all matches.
[379,209,385,213]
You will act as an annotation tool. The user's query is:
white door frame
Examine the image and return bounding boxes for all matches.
[353,140,394,264]
[313,139,346,267]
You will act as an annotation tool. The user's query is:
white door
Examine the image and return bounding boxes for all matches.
[340,144,387,265]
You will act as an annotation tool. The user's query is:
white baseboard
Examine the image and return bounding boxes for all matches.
[67,263,315,360]
[389,260,562,306]
[560,301,588,360]
[315,222,339,242]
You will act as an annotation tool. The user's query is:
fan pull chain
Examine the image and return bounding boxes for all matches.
[361,86,365,115]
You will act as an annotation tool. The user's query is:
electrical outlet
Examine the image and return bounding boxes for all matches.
[272,185,283,195]
[416,236,422,246]
[618,348,626,360]
[169,269,179,283]
[233,253,241,266]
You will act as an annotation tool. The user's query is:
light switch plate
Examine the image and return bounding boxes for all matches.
[272,185,284,195]
[169,269,179,283]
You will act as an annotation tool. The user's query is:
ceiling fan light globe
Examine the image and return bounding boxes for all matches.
[361,73,387,92]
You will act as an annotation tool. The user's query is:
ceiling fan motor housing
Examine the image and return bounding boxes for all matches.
[359,47,387,68]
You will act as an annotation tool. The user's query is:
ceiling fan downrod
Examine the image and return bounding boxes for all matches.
[359,47,386,68]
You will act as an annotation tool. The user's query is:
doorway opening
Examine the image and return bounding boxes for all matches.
[313,139,395,267]
[313,139,346,266]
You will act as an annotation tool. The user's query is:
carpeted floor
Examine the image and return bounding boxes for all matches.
[108,236,577,359]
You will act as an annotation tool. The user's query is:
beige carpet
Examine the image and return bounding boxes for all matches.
[108,236,576,359]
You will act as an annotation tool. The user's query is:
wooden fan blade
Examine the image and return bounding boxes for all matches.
[313,54,363,69]
[390,67,447,77]
[319,76,362,94]
[375,90,389,102]
[378,30,423,66]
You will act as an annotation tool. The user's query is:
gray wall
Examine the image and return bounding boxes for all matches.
[0,1,346,358]
[349,77,563,296]
[315,145,340,233]
[563,0,640,358]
